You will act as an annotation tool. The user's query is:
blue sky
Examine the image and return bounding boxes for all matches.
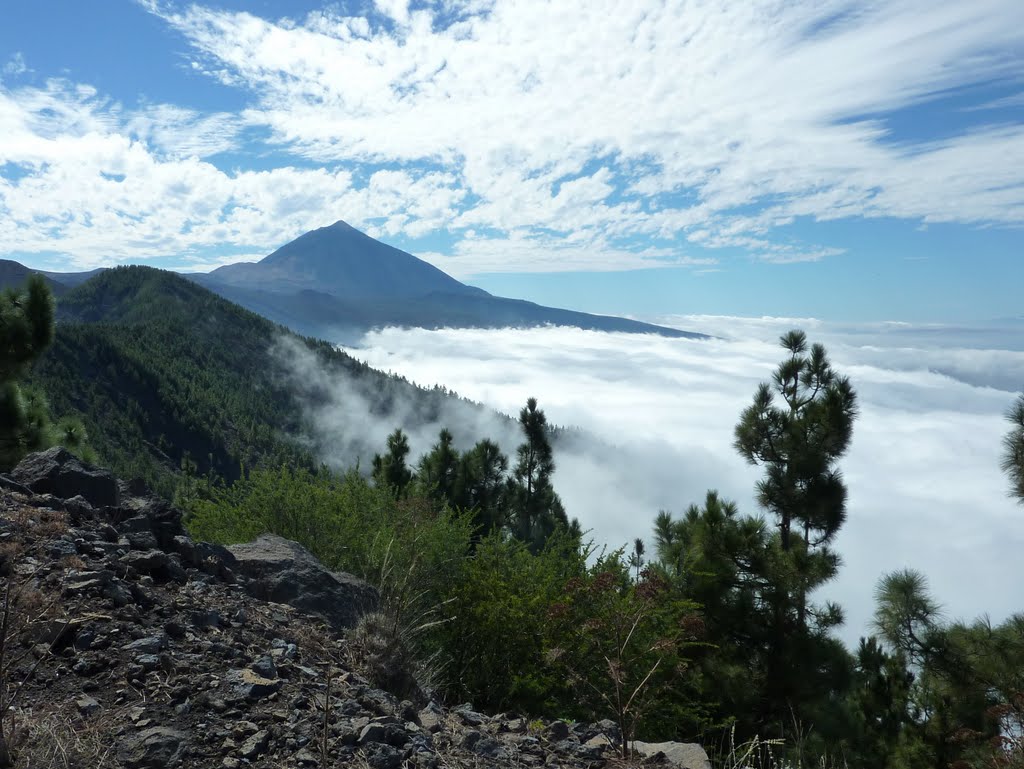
[1,0,1022,322]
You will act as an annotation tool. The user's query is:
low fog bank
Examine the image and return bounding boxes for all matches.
[273,337,525,471]
[285,320,1024,646]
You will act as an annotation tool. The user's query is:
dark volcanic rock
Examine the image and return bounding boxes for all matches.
[76,694,101,717]
[123,634,168,654]
[228,534,378,630]
[225,667,282,700]
[0,475,31,494]
[631,740,713,769]
[362,742,403,769]
[11,447,119,507]
[118,726,187,767]
[250,655,278,679]
[116,491,185,549]
[0,459,713,769]
[546,720,570,741]
[120,549,186,582]
[173,535,237,574]
[238,729,270,760]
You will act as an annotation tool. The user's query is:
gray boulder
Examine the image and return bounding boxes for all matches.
[118,726,187,767]
[228,535,378,630]
[631,741,711,769]
[10,447,119,508]
[0,475,31,494]
[225,667,282,700]
[115,488,185,548]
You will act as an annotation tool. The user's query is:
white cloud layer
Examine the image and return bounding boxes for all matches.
[328,318,1024,646]
[1,0,1022,271]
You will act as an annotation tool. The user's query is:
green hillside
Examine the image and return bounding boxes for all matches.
[25,266,481,497]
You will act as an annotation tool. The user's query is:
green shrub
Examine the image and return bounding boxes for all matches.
[184,465,474,616]
[438,530,586,712]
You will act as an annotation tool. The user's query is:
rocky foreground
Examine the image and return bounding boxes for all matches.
[0,448,710,769]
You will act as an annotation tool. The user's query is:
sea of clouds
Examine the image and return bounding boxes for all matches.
[301,316,1024,646]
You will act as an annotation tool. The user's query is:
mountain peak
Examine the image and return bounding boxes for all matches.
[193,222,703,339]
[326,219,356,230]
[209,222,484,301]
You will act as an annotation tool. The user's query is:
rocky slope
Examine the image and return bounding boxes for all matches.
[0,449,709,769]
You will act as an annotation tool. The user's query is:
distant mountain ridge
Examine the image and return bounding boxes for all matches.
[0,260,66,294]
[3,222,706,340]
[0,259,103,295]
[193,221,704,339]
[205,221,487,301]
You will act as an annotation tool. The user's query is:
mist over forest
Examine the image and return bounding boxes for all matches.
[316,319,1024,645]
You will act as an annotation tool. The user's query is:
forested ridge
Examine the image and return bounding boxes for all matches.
[4,272,1023,768]
[22,266,494,497]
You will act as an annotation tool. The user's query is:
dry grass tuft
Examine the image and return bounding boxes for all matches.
[12,709,117,769]
[348,610,424,701]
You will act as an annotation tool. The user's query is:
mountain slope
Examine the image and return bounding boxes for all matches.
[0,259,70,296]
[193,221,705,340]
[192,281,703,342]
[0,456,710,769]
[26,266,491,496]
[205,220,486,301]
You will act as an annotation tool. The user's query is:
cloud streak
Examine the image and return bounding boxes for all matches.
[151,0,1024,265]
[0,79,464,268]
[1,0,1022,272]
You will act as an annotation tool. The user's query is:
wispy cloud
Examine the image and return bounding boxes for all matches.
[0,79,464,268]
[416,233,718,277]
[154,0,1024,254]
[1,0,1022,271]
[2,52,29,77]
[964,91,1024,111]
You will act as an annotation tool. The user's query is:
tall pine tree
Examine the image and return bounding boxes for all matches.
[728,331,857,737]
[510,397,569,550]
[416,428,460,506]
[733,330,857,625]
[0,275,57,469]
[455,438,509,537]
[372,428,414,496]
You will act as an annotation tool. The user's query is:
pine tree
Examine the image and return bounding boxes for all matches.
[372,428,414,496]
[724,331,857,737]
[871,569,1023,769]
[654,492,780,736]
[628,537,645,581]
[454,438,509,536]
[510,397,569,550]
[845,637,915,769]
[416,428,460,506]
[1002,394,1024,504]
[733,330,857,628]
[734,330,857,553]
[0,275,56,470]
